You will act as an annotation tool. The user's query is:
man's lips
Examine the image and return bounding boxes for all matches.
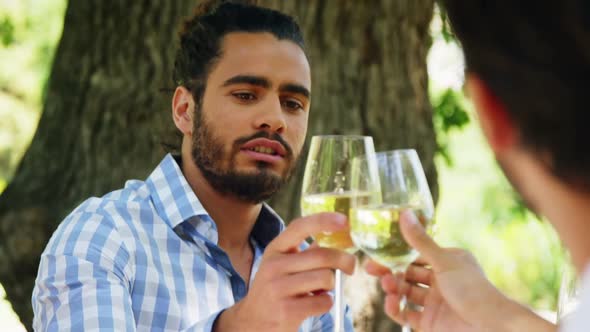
[240,138,287,157]
[240,149,283,164]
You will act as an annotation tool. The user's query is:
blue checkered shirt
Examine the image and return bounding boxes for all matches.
[32,154,353,331]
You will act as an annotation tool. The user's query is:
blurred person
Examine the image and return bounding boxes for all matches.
[367,1,590,331]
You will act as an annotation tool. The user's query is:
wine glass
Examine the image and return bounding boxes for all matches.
[300,135,377,332]
[350,149,435,332]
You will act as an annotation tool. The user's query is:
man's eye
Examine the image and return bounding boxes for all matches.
[282,99,304,111]
[233,92,256,101]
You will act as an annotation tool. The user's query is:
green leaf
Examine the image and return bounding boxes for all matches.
[0,16,15,47]
[432,88,470,165]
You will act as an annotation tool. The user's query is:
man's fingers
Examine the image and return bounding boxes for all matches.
[400,210,448,270]
[266,213,347,254]
[406,264,432,286]
[364,259,391,276]
[407,284,428,307]
[381,273,428,306]
[286,292,334,320]
[413,255,430,266]
[274,269,335,296]
[308,242,320,249]
[384,293,403,319]
[405,310,423,330]
[266,247,356,276]
[384,294,422,331]
[381,273,405,294]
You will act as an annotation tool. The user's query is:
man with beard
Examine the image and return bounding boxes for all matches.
[366,0,590,331]
[32,2,355,331]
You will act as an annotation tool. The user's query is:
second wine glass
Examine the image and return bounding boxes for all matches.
[300,135,377,332]
[350,149,435,331]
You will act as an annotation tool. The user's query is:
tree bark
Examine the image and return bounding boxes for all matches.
[263,1,436,331]
[0,1,191,328]
[0,1,435,330]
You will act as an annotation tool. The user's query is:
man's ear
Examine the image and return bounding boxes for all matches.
[466,74,517,153]
[172,86,195,135]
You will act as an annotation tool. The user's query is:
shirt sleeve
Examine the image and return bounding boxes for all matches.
[32,209,229,332]
[310,304,355,332]
[32,211,135,331]
[184,309,225,332]
[559,265,590,332]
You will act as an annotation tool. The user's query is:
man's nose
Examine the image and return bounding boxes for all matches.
[252,97,286,134]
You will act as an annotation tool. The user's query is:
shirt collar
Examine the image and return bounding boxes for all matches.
[146,154,285,246]
[146,154,208,230]
[251,203,285,248]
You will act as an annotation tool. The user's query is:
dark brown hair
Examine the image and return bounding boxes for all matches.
[441,0,590,190]
[173,0,305,104]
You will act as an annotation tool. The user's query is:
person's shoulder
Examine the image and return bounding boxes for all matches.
[43,198,125,257]
[81,178,150,207]
[71,178,153,220]
[44,180,154,255]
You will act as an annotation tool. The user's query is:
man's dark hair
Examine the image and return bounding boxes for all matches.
[173,0,305,104]
[441,0,590,190]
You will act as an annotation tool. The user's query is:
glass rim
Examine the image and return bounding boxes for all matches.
[352,149,418,161]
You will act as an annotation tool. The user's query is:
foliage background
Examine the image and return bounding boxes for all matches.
[0,1,564,330]
[0,1,67,330]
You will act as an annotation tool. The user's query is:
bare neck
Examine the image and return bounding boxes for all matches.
[538,183,590,276]
[180,148,261,253]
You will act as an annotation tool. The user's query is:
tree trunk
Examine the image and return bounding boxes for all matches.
[0,1,192,328]
[263,1,436,331]
[0,1,435,330]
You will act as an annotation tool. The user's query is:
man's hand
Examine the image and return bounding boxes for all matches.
[365,210,555,332]
[215,212,356,332]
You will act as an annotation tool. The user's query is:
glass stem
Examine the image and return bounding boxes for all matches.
[333,268,344,332]
[397,270,410,332]
[400,293,411,332]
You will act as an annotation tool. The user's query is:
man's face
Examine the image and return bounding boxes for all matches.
[466,76,540,214]
[190,32,311,203]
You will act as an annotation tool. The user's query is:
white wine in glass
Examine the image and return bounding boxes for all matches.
[300,135,377,332]
[350,149,434,332]
[301,191,371,252]
[350,204,431,271]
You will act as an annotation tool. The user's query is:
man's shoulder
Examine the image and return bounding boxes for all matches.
[44,180,156,254]
[71,179,151,216]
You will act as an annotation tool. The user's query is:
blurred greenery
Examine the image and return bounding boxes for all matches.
[0,1,66,328]
[0,15,14,46]
[0,1,564,329]
[0,0,66,193]
[432,88,470,166]
[438,5,455,43]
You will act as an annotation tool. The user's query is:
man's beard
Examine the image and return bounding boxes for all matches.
[190,108,298,203]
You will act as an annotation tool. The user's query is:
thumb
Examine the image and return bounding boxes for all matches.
[399,210,448,270]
